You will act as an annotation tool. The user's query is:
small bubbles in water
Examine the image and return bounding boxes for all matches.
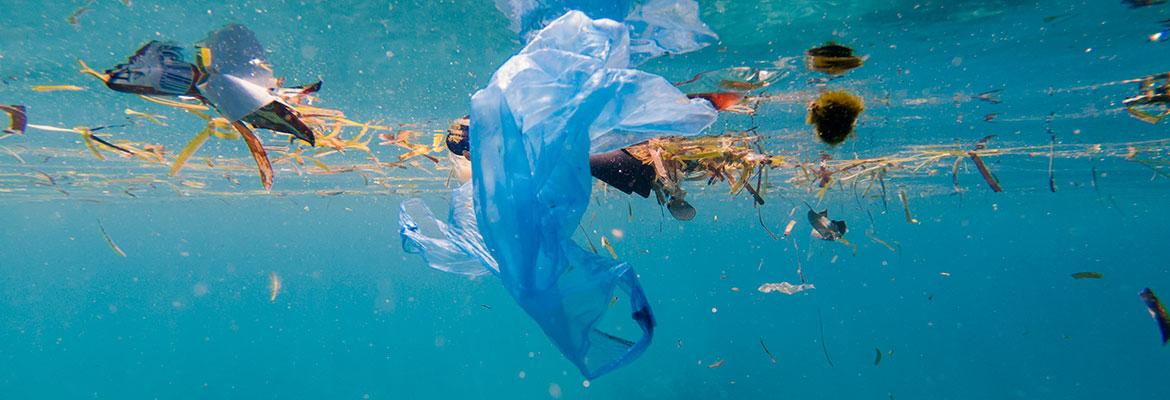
[300,45,318,60]
[582,380,590,388]
[434,336,445,347]
[518,370,526,379]
[548,383,562,399]
[711,307,718,314]
[528,351,535,358]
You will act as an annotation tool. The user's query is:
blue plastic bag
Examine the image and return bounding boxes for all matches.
[399,11,716,378]
[400,182,496,277]
[493,0,717,65]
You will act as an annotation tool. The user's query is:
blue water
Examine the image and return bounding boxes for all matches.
[2,0,1170,398]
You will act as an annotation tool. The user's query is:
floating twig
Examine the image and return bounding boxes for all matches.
[760,337,777,364]
[817,309,835,368]
[97,220,127,257]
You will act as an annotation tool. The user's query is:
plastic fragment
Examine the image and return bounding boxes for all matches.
[757,281,815,295]
[1139,288,1170,345]
[493,0,717,65]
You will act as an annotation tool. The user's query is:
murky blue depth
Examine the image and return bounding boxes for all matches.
[2,1,1170,398]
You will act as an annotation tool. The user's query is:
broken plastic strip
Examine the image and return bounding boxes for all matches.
[398,182,497,276]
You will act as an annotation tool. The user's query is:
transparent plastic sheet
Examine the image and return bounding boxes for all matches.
[624,0,719,65]
[493,0,717,65]
[397,11,715,378]
[399,182,497,276]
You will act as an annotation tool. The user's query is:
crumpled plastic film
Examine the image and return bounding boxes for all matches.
[196,24,280,122]
[467,11,715,378]
[624,0,718,65]
[493,0,717,65]
[397,10,716,378]
[399,182,497,276]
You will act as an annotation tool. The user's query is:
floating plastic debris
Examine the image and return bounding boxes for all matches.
[93,25,354,189]
[400,10,716,379]
[494,0,718,65]
[1123,0,1167,9]
[1070,272,1103,279]
[1139,288,1170,345]
[807,207,847,241]
[757,281,815,295]
[676,66,788,114]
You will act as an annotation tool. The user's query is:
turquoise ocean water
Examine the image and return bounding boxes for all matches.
[2,1,1169,398]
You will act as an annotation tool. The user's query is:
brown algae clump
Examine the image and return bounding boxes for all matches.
[807,90,865,145]
[806,42,864,75]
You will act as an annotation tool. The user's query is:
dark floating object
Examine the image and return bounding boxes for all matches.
[759,337,777,364]
[969,135,1003,192]
[0,105,27,135]
[806,42,864,75]
[808,90,865,145]
[1070,271,1103,279]
[807,206,847,241]
[874,347,883,366]
[817,308,835,368]
[1123,0,1166,9]
[974,89,1003,104]
[1140,288,1170,345]
[667,197,697,221]
[590,148,657,198]
[445,116,471,158]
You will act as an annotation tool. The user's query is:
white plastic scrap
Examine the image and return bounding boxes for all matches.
[757,282,815,295]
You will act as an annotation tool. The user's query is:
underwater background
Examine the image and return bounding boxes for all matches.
[2,0,1170,398]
